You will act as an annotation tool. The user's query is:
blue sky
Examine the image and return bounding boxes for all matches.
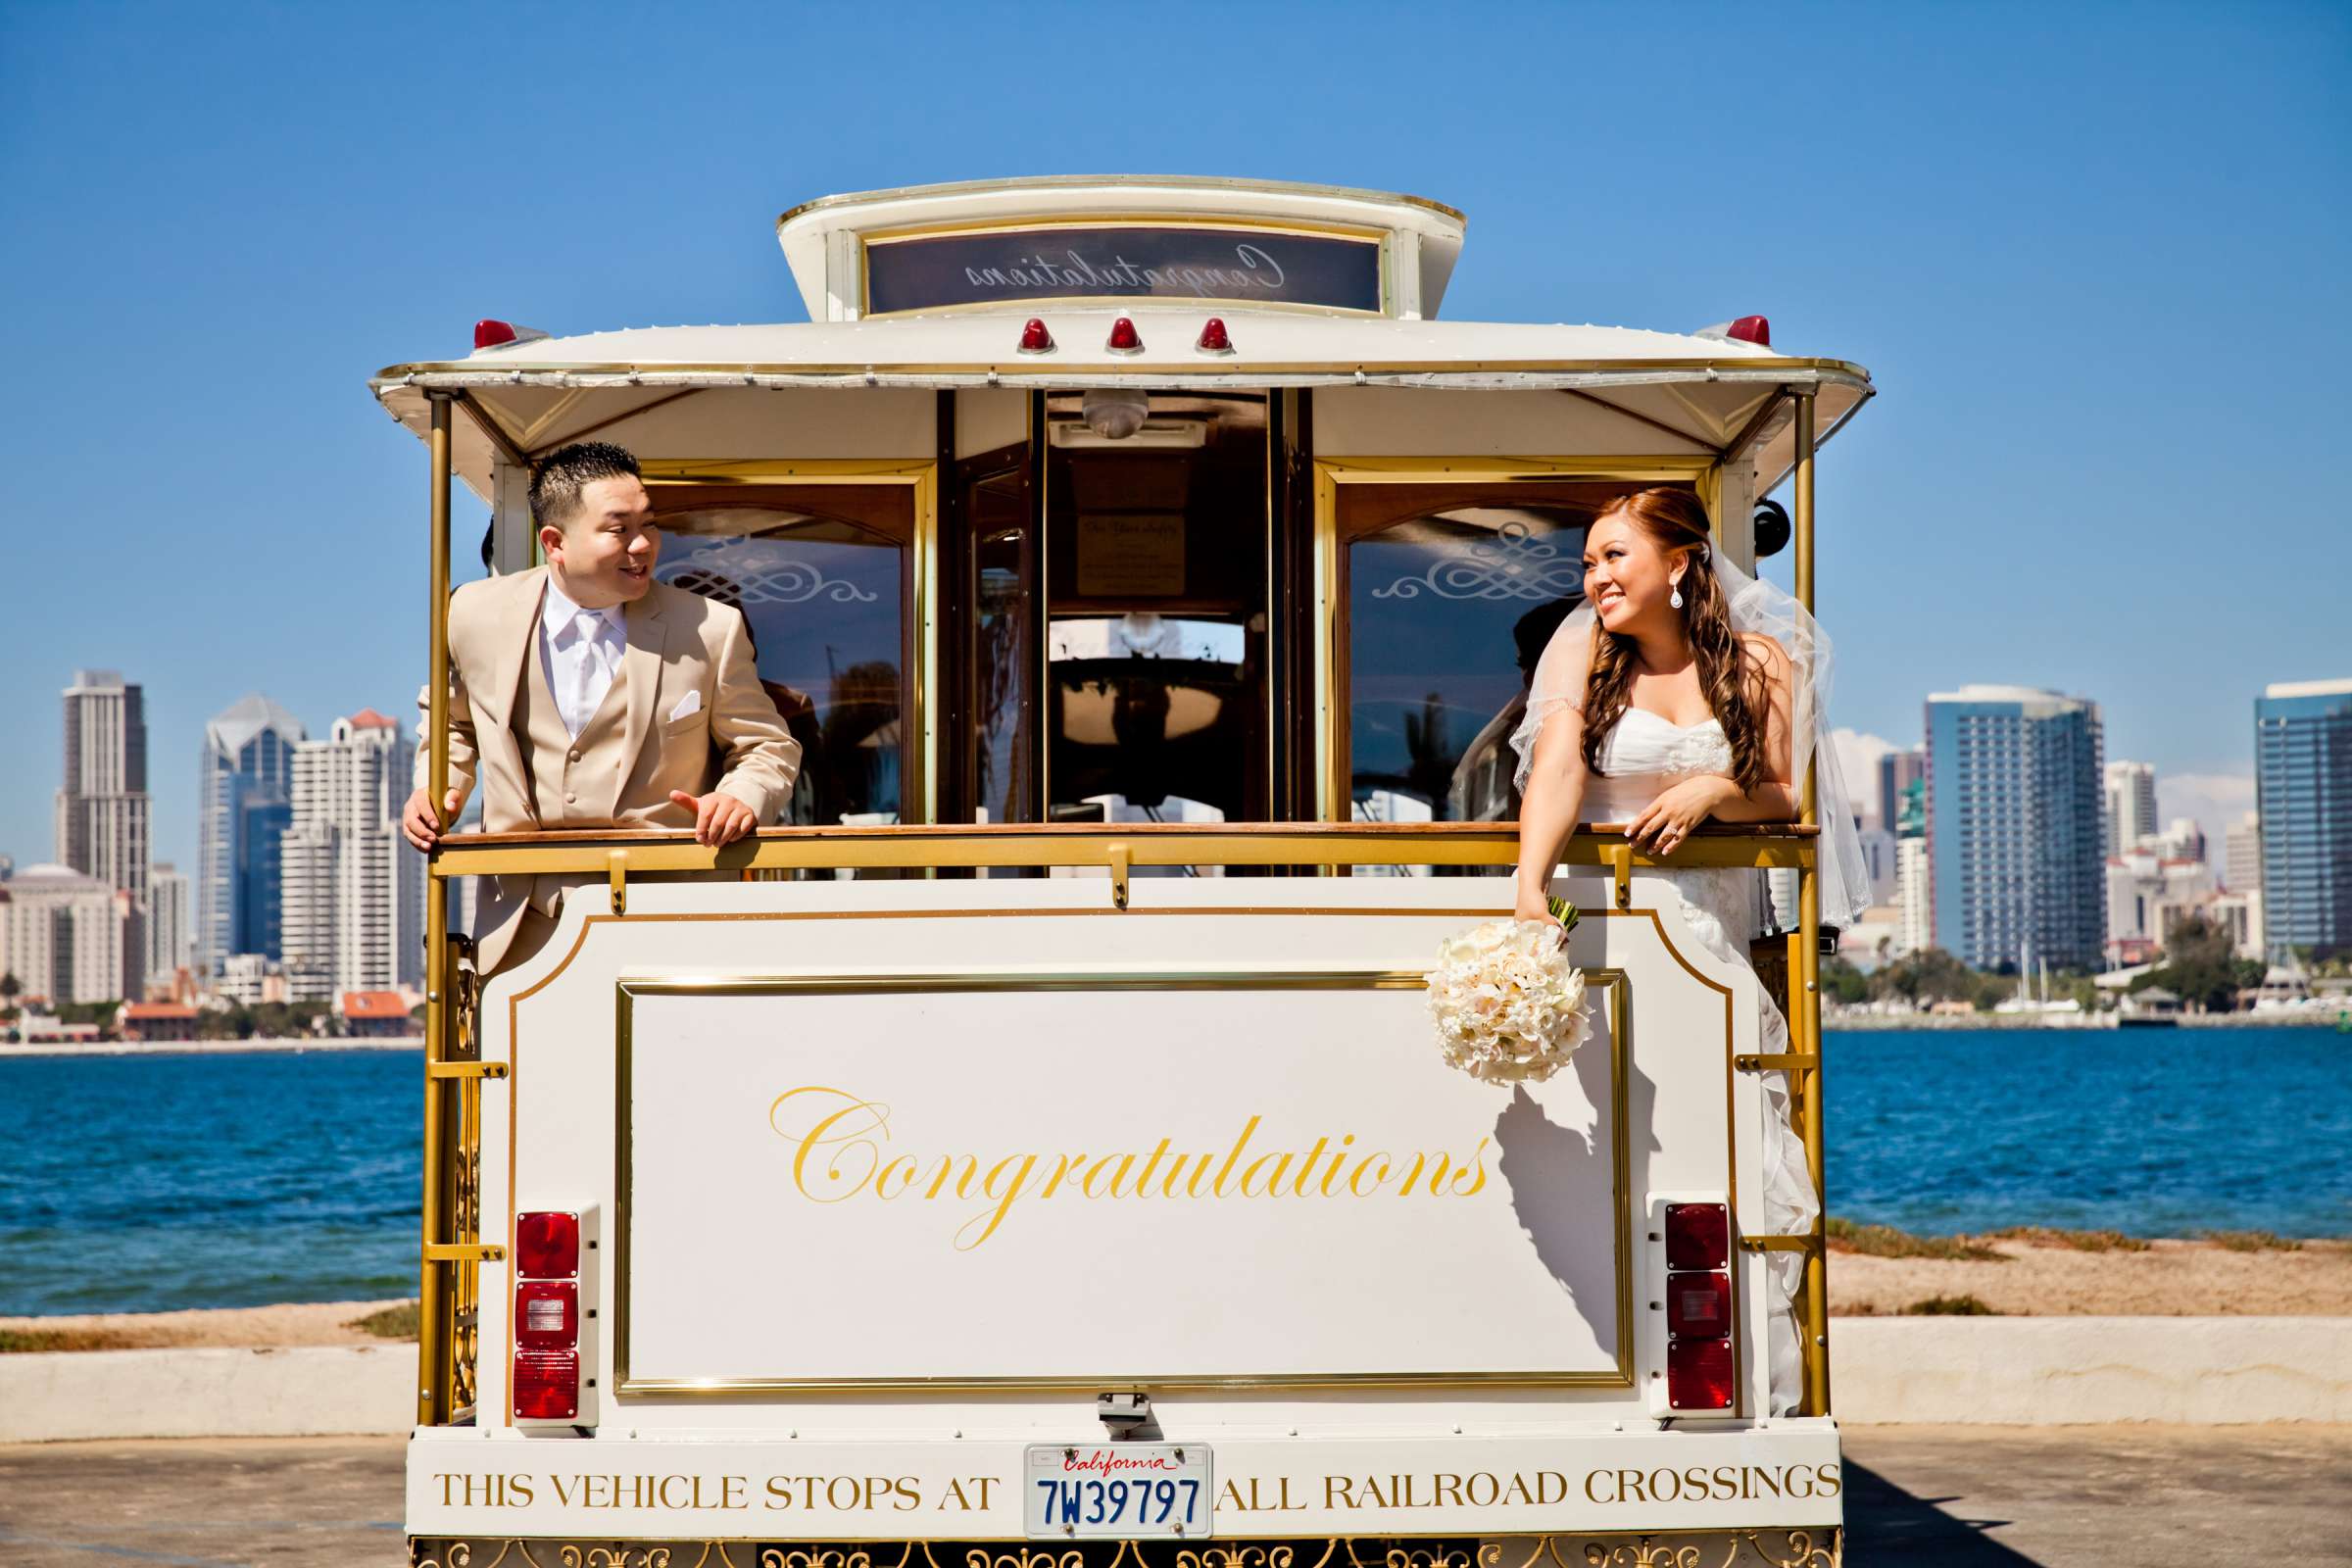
[2,1,2346,871]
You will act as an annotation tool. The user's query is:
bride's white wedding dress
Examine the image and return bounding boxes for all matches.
[1583,706,1821,1416]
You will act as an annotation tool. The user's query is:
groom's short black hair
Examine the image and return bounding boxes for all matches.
[530,442,643,530]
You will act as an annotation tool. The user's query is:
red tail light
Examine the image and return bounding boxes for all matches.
[514,1350,580,1420]
[1665,1202,1729,1269]
[1196,318,1233,354]
[515,1280,578,1349]
[516,1211,578,1278]
[1105,317,1143,354]
[1668,1269,1732,1336]
[474,318,518,350]
[1017,318,1054,354]
[1668,1336,1735,1409]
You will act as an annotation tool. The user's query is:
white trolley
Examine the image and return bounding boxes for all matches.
[374,176,1871,1568]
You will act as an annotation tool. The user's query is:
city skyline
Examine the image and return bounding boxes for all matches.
[2,6,2346,873]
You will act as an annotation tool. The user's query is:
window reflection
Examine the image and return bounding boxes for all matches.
[652,502,908,827]
[1346,505,1590,826]
[1049,614,1250,825]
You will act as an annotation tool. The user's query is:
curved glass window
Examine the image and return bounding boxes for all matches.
[649,490,911,827]
[1339,480,1696,826]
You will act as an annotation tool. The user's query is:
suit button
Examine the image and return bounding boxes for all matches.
[568,750,580,762]
[565,792,577,805]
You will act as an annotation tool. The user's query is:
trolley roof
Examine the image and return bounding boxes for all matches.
[368,176,1872,499]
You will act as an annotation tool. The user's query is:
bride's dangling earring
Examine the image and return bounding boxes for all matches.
[1670,578,1685,611]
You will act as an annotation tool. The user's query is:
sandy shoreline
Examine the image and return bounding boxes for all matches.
[6,1237,2344,1349]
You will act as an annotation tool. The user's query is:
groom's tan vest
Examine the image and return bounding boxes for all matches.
[416,565,800,975]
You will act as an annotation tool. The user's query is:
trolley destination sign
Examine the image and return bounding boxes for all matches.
[863,223,1384,315]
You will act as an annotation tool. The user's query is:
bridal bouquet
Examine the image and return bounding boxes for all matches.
[1423,897,1590,1085]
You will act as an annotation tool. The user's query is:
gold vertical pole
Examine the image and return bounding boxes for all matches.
[417,392,454,1425]
[1790,385,1830,1416]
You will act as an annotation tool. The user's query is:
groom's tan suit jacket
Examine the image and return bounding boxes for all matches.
[416,565,800,974]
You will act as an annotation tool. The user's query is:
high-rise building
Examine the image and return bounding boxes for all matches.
[148,861,191,990]
[1875,748,1924,840]
[1927,685,2105,970]
[2255,677,2352,960]
[281,710,427,1001]
[1892,776,1932,957]
[2142,816,2208,866]
[2225,810,2263,895]
[196,695,306,974]
[0,862,129,1005]
[2102,760,2158,856]
[54,669,152,997]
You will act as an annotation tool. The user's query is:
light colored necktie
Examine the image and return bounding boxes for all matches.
[560,612,613,737]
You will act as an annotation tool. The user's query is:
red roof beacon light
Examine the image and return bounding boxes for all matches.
[474,318,519,351]
[1667,1335,1736,1410]
[1017,318,1054,355]
[1664,1201,1730,1270]
[515,1210,580,1279]
[1105,317,1144,354]
[514,1349,581,1421]
[1726,315,1771,347]
[1196,318,1234,355]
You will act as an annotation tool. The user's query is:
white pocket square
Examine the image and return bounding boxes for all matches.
[666,689,703,722]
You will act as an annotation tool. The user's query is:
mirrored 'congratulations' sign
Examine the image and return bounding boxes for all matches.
[863,225,1384,316]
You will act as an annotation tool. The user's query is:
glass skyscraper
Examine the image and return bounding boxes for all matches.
[1926,685,2106,970]
[195,694,306,974]
[2255,678,2352,961]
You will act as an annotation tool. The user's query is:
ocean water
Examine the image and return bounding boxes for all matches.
[1,1029,2347,1316]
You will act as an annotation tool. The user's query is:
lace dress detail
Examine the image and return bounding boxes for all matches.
[1587,710,1819,1415]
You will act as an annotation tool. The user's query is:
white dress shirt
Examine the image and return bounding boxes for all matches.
[538,575,626,738]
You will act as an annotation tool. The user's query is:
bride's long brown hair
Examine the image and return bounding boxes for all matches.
[1581,488,1770,794]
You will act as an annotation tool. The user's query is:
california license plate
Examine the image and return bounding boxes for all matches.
[1023,1444,1213,1539]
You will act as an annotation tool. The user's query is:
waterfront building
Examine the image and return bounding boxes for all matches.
[54,669,152,997]
[213,953,286,1007]
[196,694,306,973]
[2225,809,2262,894]
[2255,677,2352,960]
[1926,684,2105,969]
[2142,815,2208,865]
[281,710,428,1001]
[1875,747,1924,839]
[2102,760,2158,855]
[2104,847,2216,968]
[0,862,128,1004]
[1855,823,1897,907]
[147,861,191,992]
[1891,776,1931,956]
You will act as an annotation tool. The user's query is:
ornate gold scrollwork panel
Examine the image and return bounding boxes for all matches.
[416,1536,1838,1568]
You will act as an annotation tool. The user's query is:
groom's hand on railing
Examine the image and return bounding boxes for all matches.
[669,789,759,848]
[402,787,465,852]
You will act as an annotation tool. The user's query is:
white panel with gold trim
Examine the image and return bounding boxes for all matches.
[474,873,1767,1431]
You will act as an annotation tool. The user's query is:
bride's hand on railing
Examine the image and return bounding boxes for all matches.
[1625,776,1740,858]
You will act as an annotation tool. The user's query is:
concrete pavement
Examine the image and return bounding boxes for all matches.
[1,1427,2346,1567]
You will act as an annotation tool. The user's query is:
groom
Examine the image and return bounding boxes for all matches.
[401,441,801,976]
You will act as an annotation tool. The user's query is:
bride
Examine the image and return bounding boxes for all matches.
[1507,486,1870,1416]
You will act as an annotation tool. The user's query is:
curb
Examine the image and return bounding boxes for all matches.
[0,1346,415,1442]
[1831,1316,2352,1425]
[1,1320,2346,1442]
